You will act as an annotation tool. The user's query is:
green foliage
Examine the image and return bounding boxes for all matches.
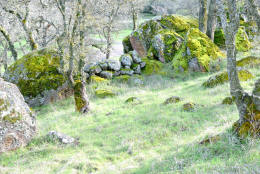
[95,89,116,98]
[142,58,164,75]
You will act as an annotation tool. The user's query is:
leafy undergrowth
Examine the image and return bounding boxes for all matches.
[1,60,260,174]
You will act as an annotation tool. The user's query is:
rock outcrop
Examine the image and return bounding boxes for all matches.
[122,15,224,72]
[0,78,36,153]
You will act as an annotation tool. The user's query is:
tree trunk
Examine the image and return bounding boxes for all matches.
[0,26,18,61]
[217,0,260,137]
[21,22,38,51]
[105,26,112,59]
[206,0,217,41]
[247,0,260,32]
[73,80,90,114]
[199,0,208,33]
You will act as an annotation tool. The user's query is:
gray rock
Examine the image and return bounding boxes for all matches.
[99,62,108,71]
[121,69,134,76]
[120,54,133,67]
[188,58,201,72]
[152,34,165,63]
[128,76,144,86]
[89,65,102,74]
[100,71,113,79]
[140,62,146,69]
[125,66,131,69]
[47,131,79,145]
[84,62,97,73]
[0,78,36,153]
[132,50,142,64]
[113,71,121,77]
[133,64,141,74]
[107,60,121,71]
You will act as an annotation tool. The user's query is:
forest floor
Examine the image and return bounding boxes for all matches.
[1,48,260,173]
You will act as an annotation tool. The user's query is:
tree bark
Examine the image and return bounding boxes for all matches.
[73,80,90,114]
[206,0,217,41]
[246,0,260,32]
[0,26,18,61]
[199,0,208,33]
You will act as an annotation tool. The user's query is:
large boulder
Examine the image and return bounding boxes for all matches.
[4,49,70,107]
[0,78,36,153]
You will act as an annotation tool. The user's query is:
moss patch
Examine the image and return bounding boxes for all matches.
[95,89,116,98]
[90,75,109,84]
[203,70,254,88]
[142,58,164,75]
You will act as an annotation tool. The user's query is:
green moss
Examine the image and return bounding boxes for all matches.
[214,27,251,52]
[183,102,196,112]
[95,89,116,98]
[5,49,66,98]
[173,28,223,71]
[237,56,260,67]
[90,75,108,83]
[73,81,85,112]
[159,15,197,34]
[142,58,164,75]
[222,96,235,105]
[122,35,133,53]
[114,75,131,83]
[203,70,254,88]
[2,109,22,124]
[163,96,181,105]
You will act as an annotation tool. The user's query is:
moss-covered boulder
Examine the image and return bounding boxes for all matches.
[214,27,251,52]
[95,89,116,98]
[3,49,69,107]
[163,96,181,105]
[183,102,196,112]
[203,70,254,88]
[173,28,223,72]
[0,78,36,153]
[122,35,133,53]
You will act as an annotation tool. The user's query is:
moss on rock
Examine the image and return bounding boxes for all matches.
[142,58,164,75]
[237,56,260,67]
[90,75,109,83]
[4,49,66,98]
[114,75,131,83]
[222,96,235,105]
[95,89,116,98]
[203,70,254,88]
[173,28,223,71]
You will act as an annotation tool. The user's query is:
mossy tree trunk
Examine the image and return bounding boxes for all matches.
[246,0,260,32]
[217,0,260,137]
[73,80,90,114]
[131,2,138,31]
[0,25,18,61]
[206,0,217,41]
[199,0,208,33]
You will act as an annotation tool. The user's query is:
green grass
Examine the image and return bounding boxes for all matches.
[1,60,260,174]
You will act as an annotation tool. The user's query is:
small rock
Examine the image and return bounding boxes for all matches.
[132,50,142,63]
[140,62,146,69]
[84,62,97,73]
[120,54,133,67]
[128,75,144,86]
[107,60,121,71]
[95,89,116,98]
[222,96,235,105]
[125,97,142,104]
[99,62,108,71]
[90,65,102,74]
[163,96,181,105]
[188,58,201,72]
[113,71,121,77]
[121,69,134,76]
[100,71,113,79]
[133,64,141,74]
[47,131,79,145]
[183,102,196,112]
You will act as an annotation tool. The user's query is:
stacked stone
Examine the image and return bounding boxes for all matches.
[83,50,146,80]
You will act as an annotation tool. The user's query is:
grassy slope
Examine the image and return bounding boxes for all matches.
[1,59,260,174]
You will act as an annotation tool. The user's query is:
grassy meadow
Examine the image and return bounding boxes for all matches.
[1,55,260,174]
